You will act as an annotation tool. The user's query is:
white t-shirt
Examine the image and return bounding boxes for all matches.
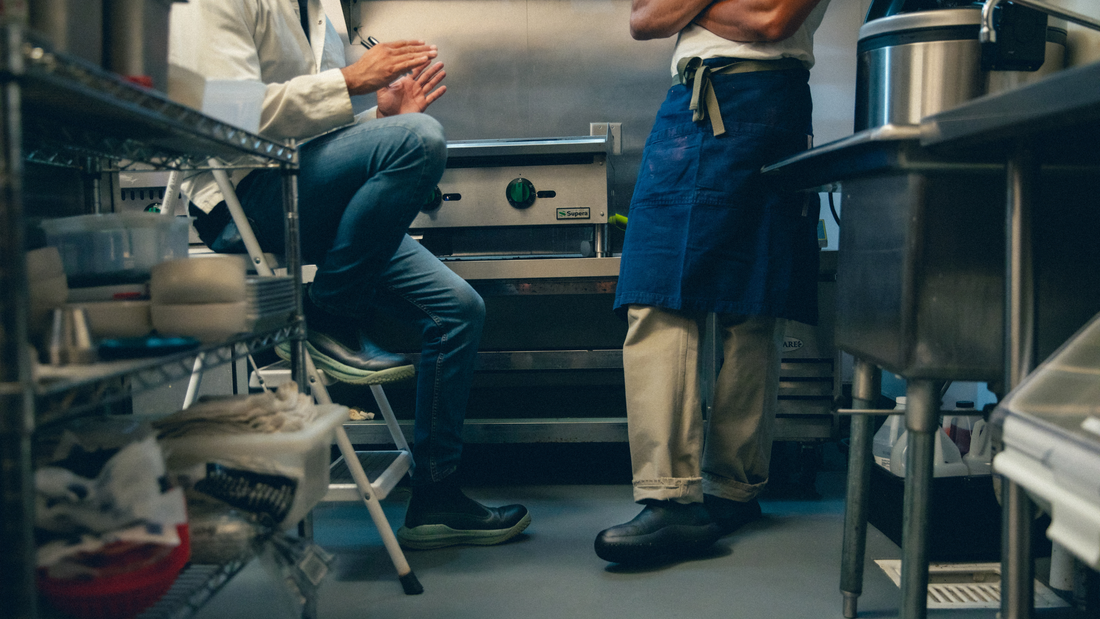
[671,0,832,76]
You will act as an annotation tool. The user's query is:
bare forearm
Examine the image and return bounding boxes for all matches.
[629,0,713,40]
[693,0,824,42]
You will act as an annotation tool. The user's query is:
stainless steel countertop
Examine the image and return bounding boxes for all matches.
[760,124,1000,189]
[763,60,1100,186]
[920,60,1100,164]
[445,135,610,159]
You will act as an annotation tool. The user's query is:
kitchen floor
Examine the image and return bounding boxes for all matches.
[190,443,1084,619]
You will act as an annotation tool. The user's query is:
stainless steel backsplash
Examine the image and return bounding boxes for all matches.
[347,0,867,218]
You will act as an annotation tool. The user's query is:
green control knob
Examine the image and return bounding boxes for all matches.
[505,178,536,209]
[422,185,443,212]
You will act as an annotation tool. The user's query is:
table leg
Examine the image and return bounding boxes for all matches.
[1002,480,1035,619]
[1001,142,1038,619]
[899,380,939,619]
[841,359,881,618]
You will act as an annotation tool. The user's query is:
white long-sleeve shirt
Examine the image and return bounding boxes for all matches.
[168,0,367,212]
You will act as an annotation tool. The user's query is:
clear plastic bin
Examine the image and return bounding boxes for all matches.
[993,310,1100,569]
[158,404,348,530]
[41,213,191,288]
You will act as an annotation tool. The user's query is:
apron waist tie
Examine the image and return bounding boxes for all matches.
[675,57,803,137]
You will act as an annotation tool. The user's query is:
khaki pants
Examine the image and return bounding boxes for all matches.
[624,305,785,504]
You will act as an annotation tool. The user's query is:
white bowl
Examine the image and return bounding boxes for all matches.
[152,301,249,343]
[74,300,153,339]
[26,246,65,280]
[151,255,247,304]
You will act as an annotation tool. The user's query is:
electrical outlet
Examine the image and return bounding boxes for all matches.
[589,122,622,155]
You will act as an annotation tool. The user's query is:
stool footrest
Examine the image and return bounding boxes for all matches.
[325,449,411,502]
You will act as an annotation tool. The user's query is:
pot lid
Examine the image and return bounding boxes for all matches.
[859,7,981,40]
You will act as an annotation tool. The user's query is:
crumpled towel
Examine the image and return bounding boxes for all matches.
[154,381,317,439]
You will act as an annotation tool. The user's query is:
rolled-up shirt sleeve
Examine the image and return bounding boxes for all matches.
[260,68,353,140]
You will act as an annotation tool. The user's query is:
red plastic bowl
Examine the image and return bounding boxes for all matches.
[38,524,190,619]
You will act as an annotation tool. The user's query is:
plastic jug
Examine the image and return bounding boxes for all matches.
[871,396,906,470]
[873,415,905,470]
[889,427,969,477]
[949,416,974,455]
[964,419,992,475]
[945,401,977,455]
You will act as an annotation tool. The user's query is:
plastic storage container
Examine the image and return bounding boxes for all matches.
[37,524,190,619]
[964,419,992,475]
[41,213,191,288]
[889,427,969,477]
[992,310,1100,569]
[159,404,348,530]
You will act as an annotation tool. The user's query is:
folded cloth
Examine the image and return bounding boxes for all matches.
[154,381,317,439]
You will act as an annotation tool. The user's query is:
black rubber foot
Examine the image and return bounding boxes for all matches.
[400,571,424,595]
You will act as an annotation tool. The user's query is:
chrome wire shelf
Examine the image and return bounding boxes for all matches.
[34,324,303,424]
[134,555,256,619]
[7,36,295,171]
[0,21,305,619]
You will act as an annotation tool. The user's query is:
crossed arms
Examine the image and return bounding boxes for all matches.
[629,0,825,42]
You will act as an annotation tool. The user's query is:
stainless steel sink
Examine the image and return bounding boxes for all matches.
[764,62,1100,381]
[765,125,1008,380]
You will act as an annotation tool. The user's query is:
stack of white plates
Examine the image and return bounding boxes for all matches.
[246,276,297,332]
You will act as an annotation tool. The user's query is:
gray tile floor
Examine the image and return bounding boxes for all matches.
[191,446,1084,619]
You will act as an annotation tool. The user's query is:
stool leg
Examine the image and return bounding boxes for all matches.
[841,359,880,618]
[333,425,423,595]
[370,384,413,456]
[182,353,206,409]
[303,355,423,594]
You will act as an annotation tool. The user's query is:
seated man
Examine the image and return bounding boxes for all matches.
[169,0,530,549]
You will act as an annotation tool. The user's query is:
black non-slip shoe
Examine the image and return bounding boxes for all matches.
[278,289,415,384]
[594,500,722,564]
[704,495,762,536]
[276,331,415,384]
[396,479,531,550]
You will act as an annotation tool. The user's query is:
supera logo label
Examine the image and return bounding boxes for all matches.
[556,207,590,220]
[783,337,804,352]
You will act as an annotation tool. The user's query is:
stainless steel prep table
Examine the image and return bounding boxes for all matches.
[763,75,1100,618]
[763,125,1006,619]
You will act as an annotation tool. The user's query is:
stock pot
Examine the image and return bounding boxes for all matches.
[854,7,1066,131]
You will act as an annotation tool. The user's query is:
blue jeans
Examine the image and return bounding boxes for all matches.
[237,113,482,484]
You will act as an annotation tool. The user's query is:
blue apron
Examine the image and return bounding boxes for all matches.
[614,60,820,326]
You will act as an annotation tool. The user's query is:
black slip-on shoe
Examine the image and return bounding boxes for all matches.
[397,502,531,550]
[594,500,722,564]
[703,495,762,536]
[308,330,411,371]
[276,330,414,384]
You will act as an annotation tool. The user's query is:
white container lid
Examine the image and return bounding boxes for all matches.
[41,212,191,234]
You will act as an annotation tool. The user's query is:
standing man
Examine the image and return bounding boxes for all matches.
[595,0,829,564]
[170,0,530,550]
